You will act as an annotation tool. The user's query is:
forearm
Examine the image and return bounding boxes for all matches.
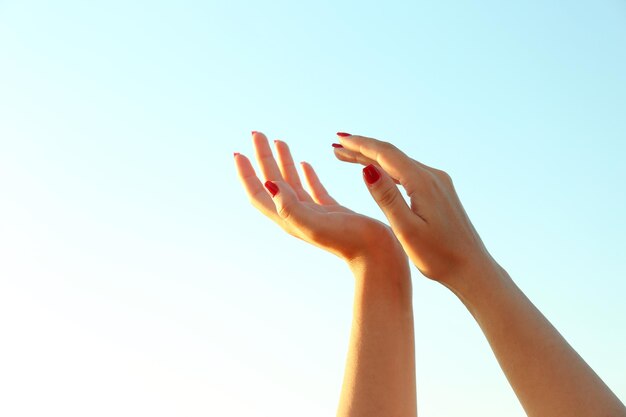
[448,259,626,417]
[336,254,417,417]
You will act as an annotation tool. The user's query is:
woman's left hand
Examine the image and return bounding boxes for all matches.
[234,132,405,265]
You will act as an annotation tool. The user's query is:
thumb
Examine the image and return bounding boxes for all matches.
[362,164,415,236]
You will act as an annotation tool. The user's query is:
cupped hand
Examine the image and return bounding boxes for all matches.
[334,133,494,285]
[234,132,405,265]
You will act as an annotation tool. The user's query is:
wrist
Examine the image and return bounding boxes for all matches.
[346,234,412,301]
[441,255,510,309]
[346,228,409,273]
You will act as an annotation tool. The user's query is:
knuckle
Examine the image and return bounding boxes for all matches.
[437,169,453,185]
[277,202,294,221]
[426,171,439,187]
[379,141,398,154]
[377,186,400,209]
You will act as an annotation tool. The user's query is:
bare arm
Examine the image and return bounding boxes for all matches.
[234,132,418,417]
[451,258,625,417]
[338,250,416,417]
[335,132,626,417]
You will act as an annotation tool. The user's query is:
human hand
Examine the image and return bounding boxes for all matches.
[234,132,407,267]
[334,133,495,286]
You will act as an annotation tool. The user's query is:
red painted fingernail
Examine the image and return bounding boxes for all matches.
[264,181,279,197]
[233,152,240,157]
[336,132,351,137]
[332,143,343,148]
[363,164,380,184]
[251,131,258,135]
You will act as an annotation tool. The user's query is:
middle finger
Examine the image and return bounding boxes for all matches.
[253,132,284,181]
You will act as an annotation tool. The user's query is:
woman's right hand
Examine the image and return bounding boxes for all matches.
[336,133,626,417]
[334,133,497,287]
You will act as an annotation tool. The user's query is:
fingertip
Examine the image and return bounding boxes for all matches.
[333,148,354,163]
[300,162,314,178]
[252,131,268,145]
[252,131,267,141]
[301,161,316,175]
[363,164,381,185]
[274,139,287,148]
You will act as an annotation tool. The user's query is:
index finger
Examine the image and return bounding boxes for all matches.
[234,153,278,219]
[338,134,425,186]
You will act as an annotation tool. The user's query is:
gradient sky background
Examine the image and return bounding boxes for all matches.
[1,1,625,416]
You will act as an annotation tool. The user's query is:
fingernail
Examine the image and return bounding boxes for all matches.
[336,132,351,137]
[264,180,279,197]
[251,130,258,136]
[363,164,380,184]
[332,143,343,148]
[233,152,240,157]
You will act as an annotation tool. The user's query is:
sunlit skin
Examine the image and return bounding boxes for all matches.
[234,132,417,417]
[235,131,626,417]
[334,133,626,417]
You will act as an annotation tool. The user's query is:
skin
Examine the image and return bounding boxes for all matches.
[234,132,417,417]
[334,133,626,417]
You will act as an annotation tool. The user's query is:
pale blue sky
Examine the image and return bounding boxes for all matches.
[1,1,625,416]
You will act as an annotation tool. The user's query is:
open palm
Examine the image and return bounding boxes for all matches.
[234,132,397,261]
